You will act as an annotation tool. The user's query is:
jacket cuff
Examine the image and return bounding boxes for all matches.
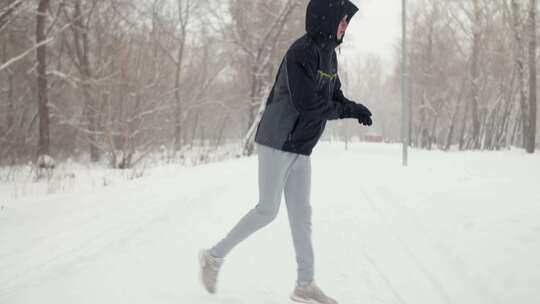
[339,102,357,119]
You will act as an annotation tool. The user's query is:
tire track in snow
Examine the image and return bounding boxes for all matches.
[360,247,410,304]
[373,188,502,304]
[355,184,454,304]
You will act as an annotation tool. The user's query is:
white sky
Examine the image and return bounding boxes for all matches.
[342,0,402,72]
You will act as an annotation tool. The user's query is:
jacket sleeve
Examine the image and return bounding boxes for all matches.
[284,48,349,121]
[333,74,356,106]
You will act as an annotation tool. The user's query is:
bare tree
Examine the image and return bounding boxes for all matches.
[0,0,24,32]
[215,0,303,155]
[527,0,536,153]
[469,0,481,149]
[36,0,51,158]
[61,0,103,162]
[171,0,199,152]
[511,0,530,148]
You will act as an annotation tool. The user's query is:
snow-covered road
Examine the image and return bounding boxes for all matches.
[1,142,539,304]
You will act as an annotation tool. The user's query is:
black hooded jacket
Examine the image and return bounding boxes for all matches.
[254,0,360,156]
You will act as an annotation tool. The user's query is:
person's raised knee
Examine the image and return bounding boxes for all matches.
[255,204,279,223]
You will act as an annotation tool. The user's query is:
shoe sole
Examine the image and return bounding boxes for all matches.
[290,294,324,304]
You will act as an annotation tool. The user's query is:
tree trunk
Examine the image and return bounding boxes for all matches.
[496,72,517,148]
[527,0,537,153]
[419,95,429,148]
[173,0,188,152]
[458,98,468,150]
[2,34,14,131]
[36,0,51,158]
[71,0,100,162]
[420,18,435,149]
[445,76,468,151]
[190,110,200,149]
[428,115,437,150]
[470,0,481,149]
[444,100,460,151]
[214,114,229,148]
[173,41,185,152]
[242,85,269,155]
[512,0,529,148]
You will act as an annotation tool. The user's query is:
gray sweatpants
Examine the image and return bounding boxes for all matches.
[210,143,314,285]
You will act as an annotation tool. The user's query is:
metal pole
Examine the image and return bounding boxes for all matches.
[401,0,409,167]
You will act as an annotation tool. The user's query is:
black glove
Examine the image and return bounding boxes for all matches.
[341,102,373,126]
[358,116,373,126]
[352,103,373,126]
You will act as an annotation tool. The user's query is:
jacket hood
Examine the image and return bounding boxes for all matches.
[305,0,359,50]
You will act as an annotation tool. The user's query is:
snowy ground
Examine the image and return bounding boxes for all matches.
[1,142,539,304]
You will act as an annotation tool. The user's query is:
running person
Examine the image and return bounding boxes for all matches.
[199,0,372,303]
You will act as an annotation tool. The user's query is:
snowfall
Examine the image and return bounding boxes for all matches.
[0,141,539,304]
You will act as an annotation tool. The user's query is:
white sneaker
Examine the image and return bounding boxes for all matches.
[290,281,338,304]
[198,249,224,294]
